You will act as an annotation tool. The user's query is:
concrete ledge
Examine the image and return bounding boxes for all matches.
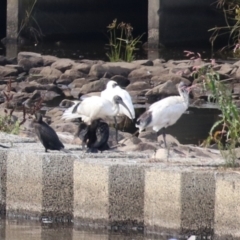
[0,140,239,238]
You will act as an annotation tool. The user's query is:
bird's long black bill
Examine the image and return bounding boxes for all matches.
[119,101,133,120]
[114,116,118,144]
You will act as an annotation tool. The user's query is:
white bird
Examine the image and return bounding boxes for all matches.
[62,95,133,141]
[135,81,191,148]
[101,80,135,120]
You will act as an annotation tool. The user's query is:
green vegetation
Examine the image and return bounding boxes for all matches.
[106,19,145,62]
[18,0,43,43]
[209,0,240,50]
[193,62,240,167]
[0,115,20,135]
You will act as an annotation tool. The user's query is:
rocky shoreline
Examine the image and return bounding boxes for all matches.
[0,51,238,157]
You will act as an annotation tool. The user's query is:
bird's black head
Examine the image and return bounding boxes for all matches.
[113,95,133,119]
[35,112,43,123]
[178,81,189,93]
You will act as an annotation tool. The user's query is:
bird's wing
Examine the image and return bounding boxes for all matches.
[35,122,64,150]
[62,101,83,120]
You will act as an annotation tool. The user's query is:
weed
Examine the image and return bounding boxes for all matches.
[106,19,145,62]
[209,0,240,50]
[186,51,240,167]
[18,0,43,44]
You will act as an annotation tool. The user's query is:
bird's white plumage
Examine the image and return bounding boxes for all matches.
[62,96,120,124]
[136,82,189,133]
[101,81,135,119]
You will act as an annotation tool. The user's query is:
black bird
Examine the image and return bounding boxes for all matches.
[33,112,69,153]
[77,118,110,153]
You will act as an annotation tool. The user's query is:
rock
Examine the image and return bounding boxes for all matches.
[51,58,75,72]
[126,81,151,91]
[78,78,109,95]
[216,63,235,75]
[42,55,59,66]
[70,88,82,99]
[132,59,154,66]
[68,78,88,89]
[17,52,43,71]
[110,75,130,87]
[139,130,158,142]
[145,80,179,98]
[89,62,138,78]
[0,66,18,77]
[73,63,91,74]
[128,67,153,80]
[153,59,165,66]
[40,66,62,78]
[151,74,190,87]
[58,68,87,84]
[157,134,180,147]
[29,67,44,75]
[0,55,8,65]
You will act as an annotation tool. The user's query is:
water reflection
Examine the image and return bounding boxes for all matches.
[0,218,191,240]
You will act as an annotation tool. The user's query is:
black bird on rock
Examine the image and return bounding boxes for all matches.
[77,118,110,153]
[33,112,69,153]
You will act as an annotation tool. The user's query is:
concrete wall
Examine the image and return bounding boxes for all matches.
[0,144,240,238]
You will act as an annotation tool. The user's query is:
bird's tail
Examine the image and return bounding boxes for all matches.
[62,101,82,120]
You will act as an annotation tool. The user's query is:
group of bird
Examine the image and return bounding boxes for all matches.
[33,80,193,154]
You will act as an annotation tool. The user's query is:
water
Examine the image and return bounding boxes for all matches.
[0,218,194,240]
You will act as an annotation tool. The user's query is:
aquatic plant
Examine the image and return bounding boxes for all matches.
[106,19,145,62]
[209,0,240,50]
[18,0,43,44]
[186,51,240,167]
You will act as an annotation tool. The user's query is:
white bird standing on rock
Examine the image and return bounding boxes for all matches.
[101,80,135,142]
[135,81,192,148]
[101,80,135,120]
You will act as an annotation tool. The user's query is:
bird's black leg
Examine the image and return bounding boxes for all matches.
[162,127,167,148]
[45,148,48,153]
[114,116,118,144]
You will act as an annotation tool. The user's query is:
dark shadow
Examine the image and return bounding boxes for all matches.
[0,0,6,39]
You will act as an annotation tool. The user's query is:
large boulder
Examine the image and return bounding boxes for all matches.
[0,66,18,77]
[18,52,43,71]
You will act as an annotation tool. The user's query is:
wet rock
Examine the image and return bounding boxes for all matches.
[70,88,82,99]
[42,55,59,66]
[18,52,43,71]
[38,66,62,84]
[51,58,75,72]
[59,68,87,84]
[0,65,18,77]
[89,62,137,78]
[128,67,153,80]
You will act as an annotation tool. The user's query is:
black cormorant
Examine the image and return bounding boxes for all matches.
[77,118,110,153]
[33,112,69,153]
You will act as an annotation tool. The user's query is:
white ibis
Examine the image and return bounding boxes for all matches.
[34,112,69,153]
[135,81,191,148]
[62,95,133,142]
[101,80,135,142]
[101,80,135,119]
[77,118,109,153]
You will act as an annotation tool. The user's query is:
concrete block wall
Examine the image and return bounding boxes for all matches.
[0,147,240,238]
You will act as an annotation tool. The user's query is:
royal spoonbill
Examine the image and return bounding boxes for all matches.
[33,112,69,153]
[77,118,110,153]
[135,81,191,148]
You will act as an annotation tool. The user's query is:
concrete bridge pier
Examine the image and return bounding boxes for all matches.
[147,0,160,59]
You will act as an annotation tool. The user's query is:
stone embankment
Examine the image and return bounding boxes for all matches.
[0,132,240,239]
[1,52,240,238]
